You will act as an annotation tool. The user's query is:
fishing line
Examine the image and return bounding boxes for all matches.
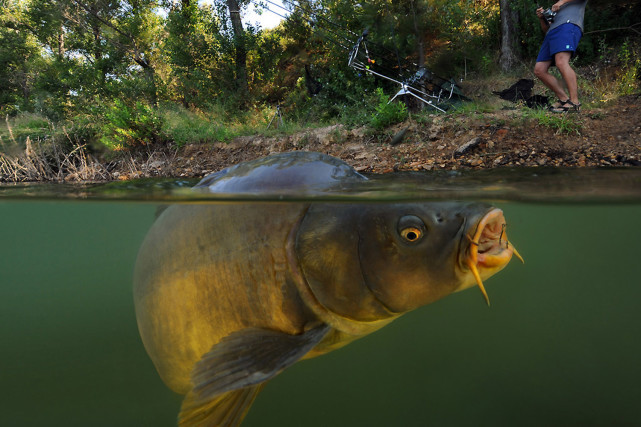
[260,0,292,21]
[284,0,360,37]
[286,0,405,64]
[263,0,354,47]
[259,0,352,53]
[261,0,290,15]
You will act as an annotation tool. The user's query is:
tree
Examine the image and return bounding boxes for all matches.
[224,0,249,99]
[499,0,520,72]
[26,0,163,111]
[0,1,40,114]
[68,0,163,106]
[165,1,223,107]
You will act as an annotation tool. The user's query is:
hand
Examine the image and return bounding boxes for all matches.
[536,7,544,18]
[551,1,564,12]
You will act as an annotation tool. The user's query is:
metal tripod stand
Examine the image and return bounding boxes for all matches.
[267,104,284,129]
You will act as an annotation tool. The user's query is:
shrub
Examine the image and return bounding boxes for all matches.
[616,40,640,95]
[370,88,408,130]
[99,99,163,150]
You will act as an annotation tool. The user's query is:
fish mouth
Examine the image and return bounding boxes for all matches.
[461,208,523,306]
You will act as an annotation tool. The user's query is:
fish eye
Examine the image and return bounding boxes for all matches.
[401,227,422,242]
[397,215,426,244]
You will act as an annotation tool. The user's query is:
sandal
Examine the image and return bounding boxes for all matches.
[566,100,581,113]
[548,99,571,113]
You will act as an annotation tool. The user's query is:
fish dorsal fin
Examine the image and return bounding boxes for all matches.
[179,324,330,426]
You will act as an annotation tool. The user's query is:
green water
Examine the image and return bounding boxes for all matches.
[1,169,641,426]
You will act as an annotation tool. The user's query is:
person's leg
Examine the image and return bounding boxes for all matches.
[554,51,579,105]
[534,60,569,104]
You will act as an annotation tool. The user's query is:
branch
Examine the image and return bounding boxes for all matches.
[69,0,134,42]
[68,0,152,68]
[584,23,641,36]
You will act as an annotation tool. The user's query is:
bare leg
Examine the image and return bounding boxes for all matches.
[534,59,569,104]
[554,51,579,104]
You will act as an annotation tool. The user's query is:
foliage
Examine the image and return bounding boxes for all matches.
[99,99,163,150]
[615,39,640,95]
[2,113,52,145]
[0,135,109,182]
[164,2,226,106]
[370,88,408,130]
[0,1,41,116]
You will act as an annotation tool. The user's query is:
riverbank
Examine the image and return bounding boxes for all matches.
[111,93,640,181]
[1,93,639,183]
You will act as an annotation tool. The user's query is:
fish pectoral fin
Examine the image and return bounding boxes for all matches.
[190,323,331,397]
[179,384,264,427]
[179,324,331,426]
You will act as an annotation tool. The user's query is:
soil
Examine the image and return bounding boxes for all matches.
[109,94,640,180]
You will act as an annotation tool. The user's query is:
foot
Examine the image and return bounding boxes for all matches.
[566,100,581,113]
[549,99,571,113]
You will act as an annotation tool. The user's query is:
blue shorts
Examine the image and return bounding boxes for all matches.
[536,23,582,63]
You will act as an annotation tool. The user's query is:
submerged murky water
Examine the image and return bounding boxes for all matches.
[1,168,640,426]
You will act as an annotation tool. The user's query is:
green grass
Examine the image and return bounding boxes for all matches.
[521,108,583,135]
[0,113,52,146]
[161,108,233,147]
[160,104,324,147]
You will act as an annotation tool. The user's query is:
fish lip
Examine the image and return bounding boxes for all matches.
[457,208,515,303]
[467,208,514,270]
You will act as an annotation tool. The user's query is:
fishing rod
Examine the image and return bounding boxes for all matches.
[348,32,448,112]
[259,0,461,112]
[262,0,396,78]
[260,0,353,46]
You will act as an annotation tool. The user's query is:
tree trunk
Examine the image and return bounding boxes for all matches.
[411,0,425,70]
[411,0,427,110]
[226,0,248,99]
[57,24,65,58]
[90,15,105,85]
[180,0,192,108]
[499,0,519,72]
[134,55,158,107]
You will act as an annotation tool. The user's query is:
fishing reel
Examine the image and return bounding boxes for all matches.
[540,8,556,23]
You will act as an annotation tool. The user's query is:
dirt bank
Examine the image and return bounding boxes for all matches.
[2,95,639,183]
[114,94,639,181]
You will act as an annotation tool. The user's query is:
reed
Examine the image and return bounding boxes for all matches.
[0,136,109,182]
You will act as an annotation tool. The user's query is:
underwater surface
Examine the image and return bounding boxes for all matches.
[1,167,641,426]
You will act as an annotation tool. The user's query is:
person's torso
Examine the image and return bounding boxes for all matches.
[549,0,588,32]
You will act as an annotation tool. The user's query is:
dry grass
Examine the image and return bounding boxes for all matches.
[0,120,109,182]
[108,148,180,180]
